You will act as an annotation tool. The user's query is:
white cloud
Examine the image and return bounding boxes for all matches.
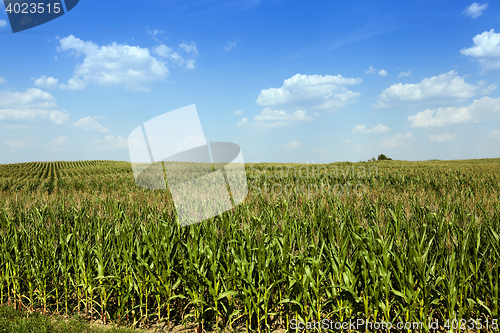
[285,140,300,149]
[59,35,99,56]
[234,110,243,115]
[50,135,67,147]
[224,40,238,52]
[146,28,164,43]
[153,44,184,65]
[148,28,163,36]
[153,44,172,58]
[366,65,376,74]
[0,77,6,83]
[56,35,169,90]
[353,124,390,134]
[34,76,59,89]
[366,66,387,76]
[478,80,497,95]
[460,29,500,71]
[408,96,500,127]
[488,129,500,140]
[257,74,362,110]
[253,107,313,127]
[93,135,128,150]
[380,132,412,149]
[0,20,7,28]
[482,84,497,95]
[0,88,68,125]
[73,116,109,132]
[185,59,196,70]
[49,111,70,125]
[429,132,454,142]
[236,117,248,127]
[462,2,488,19]
[179,42,198,55]
[374,70,479,108]
[0,88,56,109]
[153,44,196,69]
[398,70,412,78]
[5,137,39,149]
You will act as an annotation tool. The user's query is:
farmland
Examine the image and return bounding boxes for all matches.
[0,159,499,332]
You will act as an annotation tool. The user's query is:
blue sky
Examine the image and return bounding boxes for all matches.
[0,0,499,164]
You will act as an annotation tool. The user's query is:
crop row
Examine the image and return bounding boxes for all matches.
[0,159,499,332]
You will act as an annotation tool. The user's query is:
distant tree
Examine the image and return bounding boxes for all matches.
[377,154,392,161]
[368,157,376,162]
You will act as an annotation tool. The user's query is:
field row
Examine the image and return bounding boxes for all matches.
[0,159,499,332]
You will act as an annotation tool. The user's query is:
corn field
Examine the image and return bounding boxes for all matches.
[0,159,499,332]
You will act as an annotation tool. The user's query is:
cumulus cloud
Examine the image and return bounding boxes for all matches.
[482,84,497,95]
[185,59,196,70]
[0,88,69,125]
[366,66,387,76]
[50,135,67,147]
[407,96,500,127]
[429,132,454,142]
[0,20,7,28]
[253,107,313,127]
[462,2,488,19]
[234,110,243,115]
[257,74,362,110]
[54,35,169,91]
[179,41,198,55]
[380,132,412,149]
[49,111,69,125]
[488,129,500,140]
[460,29,500,71]
[285,140,300,149]
[73,116,109,133]
[93,135,128,149]
[478,80,498,95]
[398,70,412,78]
[353,124,390,134]
[366,65,377,74]
[236,117,248,127]
[153,44,183,65]
[34,76,59,89]
[153,43,196,69]
[0,77,6,84]
[373,70,479,108]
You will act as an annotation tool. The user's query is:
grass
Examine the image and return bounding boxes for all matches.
[0,159,499,332]
[0,304,138,333]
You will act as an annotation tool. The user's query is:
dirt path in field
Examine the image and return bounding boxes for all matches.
[89,319,287,332]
